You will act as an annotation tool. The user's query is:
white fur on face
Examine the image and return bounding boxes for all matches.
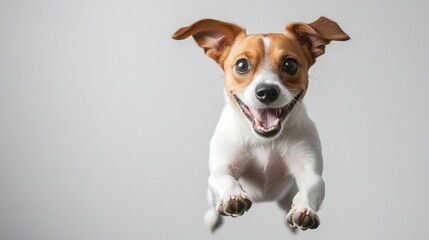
[242,70,294,108]
[262,36,270,67]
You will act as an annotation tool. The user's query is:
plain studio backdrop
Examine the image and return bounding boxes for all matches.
[1,0,428,239]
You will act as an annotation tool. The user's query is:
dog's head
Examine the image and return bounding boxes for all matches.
[172,17,349,138]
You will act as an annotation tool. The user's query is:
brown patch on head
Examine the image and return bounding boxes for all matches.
[222,34,265,99]
[221,33,312,102]
[265,33,311,97]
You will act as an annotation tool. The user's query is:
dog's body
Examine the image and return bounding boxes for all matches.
[172,17,349,232]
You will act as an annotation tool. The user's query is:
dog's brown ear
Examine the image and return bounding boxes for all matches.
[286,16,350,62]
[172,19,245,65]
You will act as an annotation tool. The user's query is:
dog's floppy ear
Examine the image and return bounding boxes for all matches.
[172,19,245,65]
[286,16,350,63]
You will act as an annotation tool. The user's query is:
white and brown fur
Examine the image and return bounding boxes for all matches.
[172,17,349,232]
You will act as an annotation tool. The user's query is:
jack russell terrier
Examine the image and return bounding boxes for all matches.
[172,16,349,232]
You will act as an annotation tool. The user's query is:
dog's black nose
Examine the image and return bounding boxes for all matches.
[255,83,280,104]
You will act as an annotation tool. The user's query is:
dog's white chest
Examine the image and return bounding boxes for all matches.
[237,144,292,202]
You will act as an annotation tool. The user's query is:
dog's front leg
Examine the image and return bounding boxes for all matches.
[286,153,325,230]
[208,133,252,218]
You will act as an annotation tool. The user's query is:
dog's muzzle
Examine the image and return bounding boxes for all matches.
[233,92,302,138]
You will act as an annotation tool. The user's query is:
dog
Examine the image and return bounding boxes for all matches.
[172,17,349,232]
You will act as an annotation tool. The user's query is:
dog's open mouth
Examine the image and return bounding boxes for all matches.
[233,92,302,138]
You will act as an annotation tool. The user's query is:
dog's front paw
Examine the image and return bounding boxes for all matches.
[286,206,320,230]
[217,192,252,217]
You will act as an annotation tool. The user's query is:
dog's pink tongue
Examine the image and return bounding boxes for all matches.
[252,108,277,127]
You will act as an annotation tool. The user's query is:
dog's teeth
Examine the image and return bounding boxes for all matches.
[274,118,280,128]
[255,119,262,127]
[278,108,282,115]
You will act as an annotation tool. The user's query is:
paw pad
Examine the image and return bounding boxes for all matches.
[286,207,320,230]
[217,193,252,217]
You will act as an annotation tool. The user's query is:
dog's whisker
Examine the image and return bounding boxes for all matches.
[208,75,225,87]
[309,75,325,85]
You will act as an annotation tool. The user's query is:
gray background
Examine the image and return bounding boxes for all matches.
[1,0,428,239]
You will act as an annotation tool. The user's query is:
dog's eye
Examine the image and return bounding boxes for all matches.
[281,58,298,74]
[235,59,250,74]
